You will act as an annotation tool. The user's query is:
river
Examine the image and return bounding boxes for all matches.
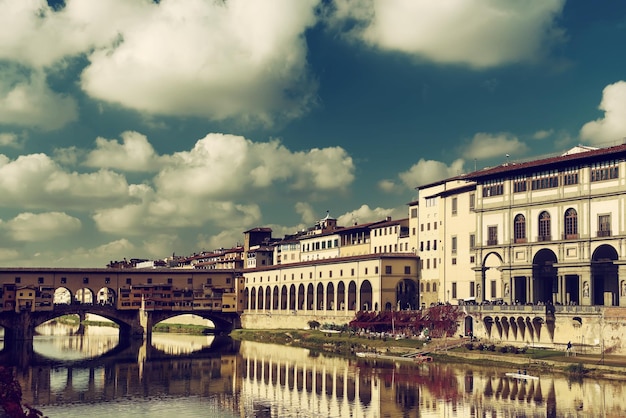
[2,324,625,417]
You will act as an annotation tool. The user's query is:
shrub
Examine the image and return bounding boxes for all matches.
[464,343,475,350]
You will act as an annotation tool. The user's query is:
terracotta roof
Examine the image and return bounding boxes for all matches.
[464,143,626,180]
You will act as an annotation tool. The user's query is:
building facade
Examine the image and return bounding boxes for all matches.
[418,144,626,307]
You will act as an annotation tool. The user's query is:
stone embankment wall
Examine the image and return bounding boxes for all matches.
[468,307,626,355]
[242,311,356,329]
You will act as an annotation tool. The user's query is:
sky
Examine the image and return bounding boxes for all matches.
[0,0,625,267]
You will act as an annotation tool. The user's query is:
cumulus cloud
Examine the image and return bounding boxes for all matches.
[92,185,262,235]
[155,133,355,198]
[0,0,319,125]
[460,132,529,160]
[4,212,81,241]
[0,0,141,68]
[0,132,20,148]
[377,179,401,193]
[84,131,165,172]
[0,153,132,209]
[532,129,554,140]
[337,204,404,226]
[328,0,566,68]
[80,0,319,124]
[398,158,465,188]
[295,202,318,225]
[0,67,78,130]
[580,81,626,145]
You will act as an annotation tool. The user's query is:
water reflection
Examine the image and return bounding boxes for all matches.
[4,329,626,417]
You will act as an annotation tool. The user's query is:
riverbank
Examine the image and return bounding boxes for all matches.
[230,329,626,380]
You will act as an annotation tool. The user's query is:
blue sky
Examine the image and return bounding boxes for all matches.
[1,0,625,267]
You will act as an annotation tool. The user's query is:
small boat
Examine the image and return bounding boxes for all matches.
[505,372,539,381]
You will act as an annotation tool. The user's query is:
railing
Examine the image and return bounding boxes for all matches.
[487,239,498,246]
[597,230,611,237]
[536,235,551,242]
[562,233,579,240]
[465,304,603,314]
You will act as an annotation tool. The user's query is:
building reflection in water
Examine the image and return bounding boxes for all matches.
[9,331,626,417]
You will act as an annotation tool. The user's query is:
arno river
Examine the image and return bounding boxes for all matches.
[2,323,626,417]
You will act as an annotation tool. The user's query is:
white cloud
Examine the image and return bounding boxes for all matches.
[329,0,566,68]
[398,158,465,188]
[0,0,148,68]
[532,129,554,140]
[79,0,319,124]
[460,132,529,160]
[295,202,318,225]
[580,81,626,146]
[4,212,81,241]
[336,204,404,226]
[0,247,20,261]
[377,179,400,193]
[155,133,355,199]
[0,153,132,209]
[0,67,78,130]
[0,132,20,148]
[84,131,164,172]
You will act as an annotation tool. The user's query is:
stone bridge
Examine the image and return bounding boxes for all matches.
[0,303,241,349]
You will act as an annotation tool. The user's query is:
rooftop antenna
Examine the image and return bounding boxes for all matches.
[505,154,510,165]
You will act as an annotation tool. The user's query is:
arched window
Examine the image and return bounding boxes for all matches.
[538,211,551,241]
[514,214,526,243]
[564,208,578,239]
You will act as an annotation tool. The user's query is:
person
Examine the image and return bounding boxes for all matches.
[567,341,572,356]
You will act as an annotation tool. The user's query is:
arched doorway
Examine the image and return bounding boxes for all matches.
[396,279,417,310]
[484,253,503,302]
[592,244,618,306]
[360,280,372,311]
[532,249,557,304]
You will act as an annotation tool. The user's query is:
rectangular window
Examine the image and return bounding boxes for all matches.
[420,242,424,251]
[385,266,392,274]
[531,170,559,190]
[591,160,619,182]
[469,193,475,211]
[420,224,424,231]
[105,277,111,284]
[451,197,458,215]
[451,257,457,265]
[404,266,411,274]
[15,277,21,284]
[470,256,475,263]
[470,282,475,297]
[126,278,132,285]
[490,280,496,298]
[563,166,579,185]
[38,277,44,284]
[206,278,212,284]
[513,175,527,193]
[451,236,457,253]
[426,259,430,269]
[167,278,173,284]
[147,278,152,284]
[598,214,611,237]
[187,278,193,284]
[83,277,89,284]
[411,208,418,218]
[433,240,437,250]
[433,259,437,268]
[434,222,437,230]
[452,282,457,299]
[469,234,476,249]
[488,226,498,246]
[482,179,504,197]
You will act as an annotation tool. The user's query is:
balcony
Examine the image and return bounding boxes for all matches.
[562,233,579,240]
[537,235,551,242]
[597,230,611,238]
[513,238,527,244]
[487,239,498,246]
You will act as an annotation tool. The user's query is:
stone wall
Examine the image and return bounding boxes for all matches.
[242,311,356,330]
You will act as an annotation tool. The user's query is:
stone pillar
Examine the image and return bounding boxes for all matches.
[619,265,626,306]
